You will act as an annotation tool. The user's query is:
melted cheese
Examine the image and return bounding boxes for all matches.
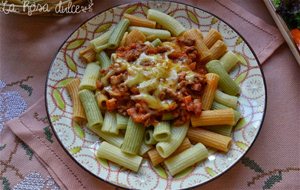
[110,44,197,110]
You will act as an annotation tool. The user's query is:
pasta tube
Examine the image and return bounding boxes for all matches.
[90,29,113,52]
[153,121,171,142]
[201,73,220,110]
[65,78,86,123]
[101,111,118,135]
[210,40,227,60]
[187,128,232,152]
[156,123,189,158]
[202,125,234,137]
[108,19,130,49]
[191,109,235,127]
[123,13,156,28]
[79,46,96,63]
[79,62,101,91]
[164,143,208,176]
[78,89,103,128]
[220,51,240,72]
[95,91,108,111]
[147,9,186,36]
[120,31,128,47]
[183,29,211,62]
[211,101,230,110]
[144,129,157,145]
[97,142,143,172]
[206,60,240,95]
[151,38,162,47]
[96,51,111,69]
[129,26,171,40]
[182,28,203,40]
[89,124,123,147]
[139,143,152,156]
[121,118,145,154]
[116,113,129,130]
[148,138,191,166]
[203,29,223,48]
[214,90,238,109]
[124,29,146,46]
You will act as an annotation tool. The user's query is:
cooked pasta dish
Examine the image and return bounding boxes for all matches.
[65,9,242,176]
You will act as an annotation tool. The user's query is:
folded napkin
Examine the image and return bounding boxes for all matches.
[2,0,286,189]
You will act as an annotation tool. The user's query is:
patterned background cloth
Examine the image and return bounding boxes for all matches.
[0,0,299,189]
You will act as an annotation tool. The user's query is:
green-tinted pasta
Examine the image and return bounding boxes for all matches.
[97,142,143,172]
[90,28,113,52]
[202,125,234,137]
[153,121,171,142]
[211,101,230,110]
[116,113,129,130]
[129,26,171,40]
[164,143,208,176]
[101,111,118,135]
[139,142,152,155]
[214,90,238,109]
[96,51,111,69]
[108,19,130,49]
[79,89,103,127]
[121,118,145,154]
[145,129,157,145]
[220,51,240,72]
[211,101,241,125]
[151,38,162,47]
[79,62,101,91]
[156,123,189,158]
[147,9,186,36]
[88,124,123,147]
[206,60,240,95]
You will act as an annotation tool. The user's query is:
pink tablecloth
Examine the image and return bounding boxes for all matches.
[0,0,299,190]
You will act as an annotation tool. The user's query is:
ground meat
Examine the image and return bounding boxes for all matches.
[100,42,208,126]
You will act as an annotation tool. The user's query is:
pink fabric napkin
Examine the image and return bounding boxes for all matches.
[2,0,296,189]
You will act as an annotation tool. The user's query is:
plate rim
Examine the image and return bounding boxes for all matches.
[45,1,267,189]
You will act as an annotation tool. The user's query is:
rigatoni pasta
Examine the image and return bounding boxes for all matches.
[206,60,240,95]
[147,9,186,36]
[121,118,145,154]
[148,138,191,166]
[123,13,156,28]
[101,111,118,135]
[78,89,103,128]
[201,73,220,110]
[153,121,171,142]
[164,143,208,176]
[203,29,223,48]
[65,78,86,123]
[65,9,245,175]
[79,62,101,91]
[220,51,240,72]
[124,29,146,46]
[156,123,189,158]
[129,26,171,40]
[97,142,143,172]
[187,128,232,152]
[191,109,235,127]
[214,89,238,109]
[209,40,227,60]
